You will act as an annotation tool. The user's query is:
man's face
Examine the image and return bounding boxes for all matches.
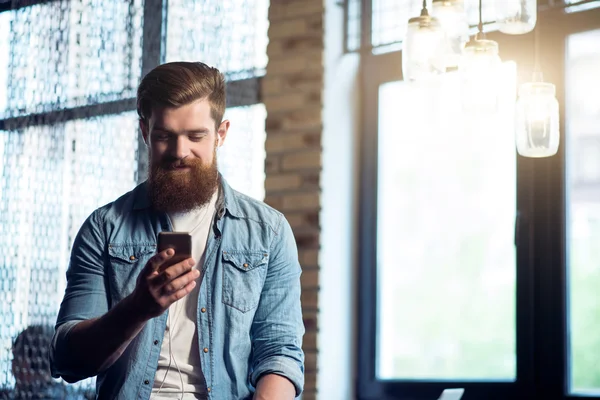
[141,98,229,213]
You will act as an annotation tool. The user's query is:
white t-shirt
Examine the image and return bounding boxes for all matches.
[151,190,218,399]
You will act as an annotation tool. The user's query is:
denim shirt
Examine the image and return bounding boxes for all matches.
[50,176,305,399]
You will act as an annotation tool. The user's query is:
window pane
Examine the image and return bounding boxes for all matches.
[371,0,414,48]
[1,0,143,118]
[66,113,140,246]
[0,112,138,392]
[346,0,362,52]
[218,105,267,200]
[565,0,600,13]
[371,0,495,49]
[566,28,600,396]
[0,11,11,114]
[166,0,269,76]
[376,65,517,380]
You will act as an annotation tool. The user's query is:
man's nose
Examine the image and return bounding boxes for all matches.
[170,136,189,159]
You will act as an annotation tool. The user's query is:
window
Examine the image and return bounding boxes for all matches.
[0,2,143,392]
[376,67,517,382]
[356,1,600,399]
[0,0,268,393]
[566,28,600,396]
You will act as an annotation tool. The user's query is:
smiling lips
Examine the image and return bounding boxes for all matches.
[165,162,191,170]
[162,158,203,171]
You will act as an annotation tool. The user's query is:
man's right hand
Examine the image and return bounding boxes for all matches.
[129,249,199,320]
[53,249,199,377]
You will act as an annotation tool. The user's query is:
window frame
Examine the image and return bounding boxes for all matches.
[0,0,264,183]
[356,1,600,399]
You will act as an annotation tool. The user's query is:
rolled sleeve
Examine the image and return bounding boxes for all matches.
[250,356,305,396]
[250,214,305,396]
[50,320,84,380]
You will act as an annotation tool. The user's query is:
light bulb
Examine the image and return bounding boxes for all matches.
[403,14,446,81]
[431,0,469,69]
[494,0,537,35]
[459,39,502,114]
[515,81,559,157]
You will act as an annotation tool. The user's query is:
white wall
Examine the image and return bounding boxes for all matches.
[318,0,361,398]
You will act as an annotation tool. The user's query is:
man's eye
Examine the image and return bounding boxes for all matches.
[155,135,169,141]
[189,136,203,142]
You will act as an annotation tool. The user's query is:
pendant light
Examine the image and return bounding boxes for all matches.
[431,0,469,69]
[495,0,537,35]
[459,0,502,113]
[515,23,559,158]
[402,0,446,81]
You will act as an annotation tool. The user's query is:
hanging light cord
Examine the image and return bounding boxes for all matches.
[533,23,543,81]
[527,22,543,149]
[476,0,485,40]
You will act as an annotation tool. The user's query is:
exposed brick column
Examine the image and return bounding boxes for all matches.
[262,1,324,398]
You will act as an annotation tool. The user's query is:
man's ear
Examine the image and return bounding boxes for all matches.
[217,120,230,147]
[139,119,149,146]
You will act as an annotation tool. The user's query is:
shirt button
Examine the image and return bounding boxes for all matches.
[207,387,211,392]
[203,347,209,353]
[144,380,149,385]
[154,340,159,345]
[201,307,206,313]
[243,263,249,268]
[129,255,136,260]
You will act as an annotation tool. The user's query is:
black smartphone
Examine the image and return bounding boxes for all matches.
[157,232,192,270]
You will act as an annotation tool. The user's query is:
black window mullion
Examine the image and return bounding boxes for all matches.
[357,47,385,400]
[0,0,61,13]
[360,0,372,55]
[515,158,537,400]
[532,10,568,400]
[137,0,167,183]
[0,98,137,131]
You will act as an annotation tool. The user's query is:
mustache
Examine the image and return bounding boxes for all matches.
[158,158,202,169]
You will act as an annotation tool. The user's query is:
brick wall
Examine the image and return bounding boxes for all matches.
[262,1,324,398]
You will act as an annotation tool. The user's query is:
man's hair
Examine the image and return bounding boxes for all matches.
[137,61,226,130]
[12,324,53,372]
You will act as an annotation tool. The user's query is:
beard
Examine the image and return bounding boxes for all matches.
[147,147,219,214]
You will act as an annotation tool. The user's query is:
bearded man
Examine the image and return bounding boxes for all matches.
[50,62,305,400]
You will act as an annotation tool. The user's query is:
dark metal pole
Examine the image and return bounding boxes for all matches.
[137,0,168,184]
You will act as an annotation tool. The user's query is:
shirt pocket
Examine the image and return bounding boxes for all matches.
[107,243,156,303]
[221,250,269,313]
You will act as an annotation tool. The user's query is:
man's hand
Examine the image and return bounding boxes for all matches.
[129,248,199,320]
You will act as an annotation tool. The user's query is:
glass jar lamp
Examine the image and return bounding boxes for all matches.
[431,0,469,69]
[459,37,502,113]
[515,80,559,157]
[402,12,446,81]
[495,0,537,35]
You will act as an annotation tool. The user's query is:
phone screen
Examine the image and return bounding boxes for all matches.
[157,232,192,270]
